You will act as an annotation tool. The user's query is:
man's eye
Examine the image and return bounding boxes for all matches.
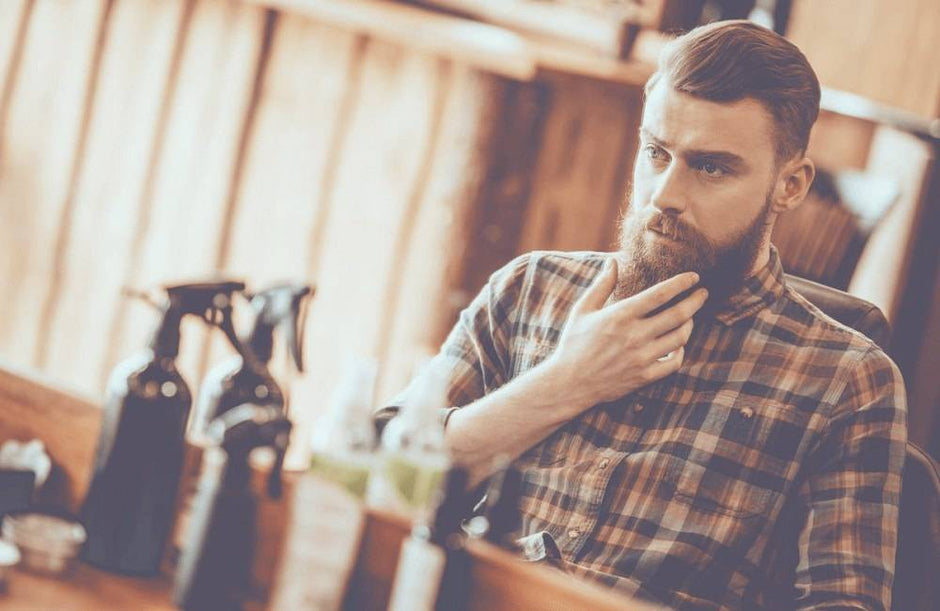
[645,145,668,162]
[699,162,726,177]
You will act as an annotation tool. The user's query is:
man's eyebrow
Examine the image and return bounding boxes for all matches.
[639,128,748,170]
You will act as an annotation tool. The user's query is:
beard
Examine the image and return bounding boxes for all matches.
[614,194,772,307]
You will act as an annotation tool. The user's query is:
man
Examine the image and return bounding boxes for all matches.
[383,20,907,610]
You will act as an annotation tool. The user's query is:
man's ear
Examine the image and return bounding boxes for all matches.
[771,156,815,214]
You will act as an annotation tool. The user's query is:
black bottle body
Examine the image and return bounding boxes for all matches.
[81,352,192,575]
[191,357,284,435]
[174,451,256,611]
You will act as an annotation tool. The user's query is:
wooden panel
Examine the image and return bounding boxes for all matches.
[787,0,940,119]
[806,110,876,172]
[223,16,360,286]
[253,0,537,80]
[519,75,641,254]
[39,0,189,397]
[5,566,173,609]
[457,78,549,298]
[106,0,268,392]
[0,362,100,510]
[849,127,933,321]
[284,38,451,465]
[0,0,31,117]
[0,0,108,371]
[374,67,507,403]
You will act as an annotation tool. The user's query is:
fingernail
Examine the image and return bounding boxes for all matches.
[690,272,699,284]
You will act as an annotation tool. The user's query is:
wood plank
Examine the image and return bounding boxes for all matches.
[0,0,109,372]
[409,0,640,59]
[518,75,641,254]
[806,110,875,172]
[455,78,549,300]
[0,361,100,511]
[39,0,189,397]
[374,66,507,403]
[285,38,449,466]
[251,0,537,81]
[222,16,360,287]
[849,127,932,322]
[106,0,268,394]
[5,565,173,610]
[787,0,940,120]
[0,0,32,124]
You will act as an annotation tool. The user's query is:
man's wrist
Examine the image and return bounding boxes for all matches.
[526,357,595,422]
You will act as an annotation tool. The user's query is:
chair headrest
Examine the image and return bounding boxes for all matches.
[785,274,891,349]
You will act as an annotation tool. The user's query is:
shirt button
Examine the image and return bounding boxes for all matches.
[598,458,610,470]
[568,529,581,539]
[740,407,755,419]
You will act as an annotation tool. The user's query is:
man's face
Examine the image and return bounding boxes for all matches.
[617,80,780,302]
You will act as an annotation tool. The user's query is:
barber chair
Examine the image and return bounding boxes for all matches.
[787,274,940,611]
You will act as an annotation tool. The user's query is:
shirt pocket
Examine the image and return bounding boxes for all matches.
[664,392,798,519]
[670,461,773,519]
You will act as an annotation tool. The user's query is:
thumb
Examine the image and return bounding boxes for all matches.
[573,258,618,314]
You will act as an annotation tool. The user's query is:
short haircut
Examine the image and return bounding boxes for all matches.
[646,20,821,162]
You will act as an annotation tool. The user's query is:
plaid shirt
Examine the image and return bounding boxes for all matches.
[409,247,907,610]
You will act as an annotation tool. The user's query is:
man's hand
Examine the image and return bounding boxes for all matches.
[543,259,708,414]
[444,257,708,484]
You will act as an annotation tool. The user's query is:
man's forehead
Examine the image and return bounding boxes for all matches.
[641,80,776,160]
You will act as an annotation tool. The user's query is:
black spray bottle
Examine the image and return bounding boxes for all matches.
[174,404,291,610]
[81,281,253,575]
[189,283,313,437]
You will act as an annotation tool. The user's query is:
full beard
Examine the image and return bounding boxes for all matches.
[614,195,772,308]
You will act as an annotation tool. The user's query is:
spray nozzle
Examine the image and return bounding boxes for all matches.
[207,404,292,499]
[246,284,314,370]
[146,280,264,372]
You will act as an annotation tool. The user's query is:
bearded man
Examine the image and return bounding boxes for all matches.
[381,20,907,610]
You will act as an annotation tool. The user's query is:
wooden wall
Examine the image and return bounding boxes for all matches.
[788,0,940,120]
[0,0,643,465]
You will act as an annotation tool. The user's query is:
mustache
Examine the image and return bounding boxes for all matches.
[644,212,688,241]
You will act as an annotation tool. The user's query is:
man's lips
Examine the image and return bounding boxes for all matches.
[647,225,678,241]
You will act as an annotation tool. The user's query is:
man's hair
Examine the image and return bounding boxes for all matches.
[646,20,821,162]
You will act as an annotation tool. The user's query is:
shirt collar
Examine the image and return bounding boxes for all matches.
[711,246,787,326]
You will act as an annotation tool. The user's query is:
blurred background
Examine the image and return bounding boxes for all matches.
[0,0,938,462]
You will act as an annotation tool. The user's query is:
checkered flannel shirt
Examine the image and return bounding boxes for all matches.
[394,247,907,610]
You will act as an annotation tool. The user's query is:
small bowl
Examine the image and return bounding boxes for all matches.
[2,512,85,576]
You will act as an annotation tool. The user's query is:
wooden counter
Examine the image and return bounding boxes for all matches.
[2,566,174,611]
[0,364,660,610]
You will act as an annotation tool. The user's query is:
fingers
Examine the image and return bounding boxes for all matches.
[619,272,700,318]
[644,346,685,381]
[572,258,618,315]
[643,287,708,339]
[646,318,694,360]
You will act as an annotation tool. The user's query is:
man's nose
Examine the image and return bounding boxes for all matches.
[650,163,687,214]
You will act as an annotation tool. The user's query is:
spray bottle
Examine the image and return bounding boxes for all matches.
[190,283,312,437]
[174,404,291,610]
[367,359,452,520]
[81,281,253,575]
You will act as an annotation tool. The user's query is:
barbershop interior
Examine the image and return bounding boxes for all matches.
[0,0,938,609]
